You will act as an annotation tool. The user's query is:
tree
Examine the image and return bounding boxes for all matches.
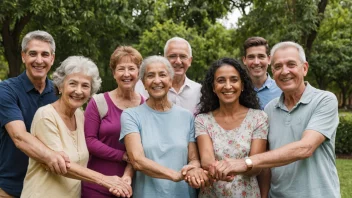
[136,20,238,82]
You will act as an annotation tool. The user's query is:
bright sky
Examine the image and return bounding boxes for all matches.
[218,9,242,28]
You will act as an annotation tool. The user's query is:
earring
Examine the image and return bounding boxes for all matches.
[242,90,244,92]
[59,91,62,95]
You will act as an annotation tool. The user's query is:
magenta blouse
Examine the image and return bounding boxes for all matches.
[81,92,144,197]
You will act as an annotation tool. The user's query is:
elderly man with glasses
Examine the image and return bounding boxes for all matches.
[136,37,201,113]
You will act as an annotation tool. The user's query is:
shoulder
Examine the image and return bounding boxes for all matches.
[186,78,201,89]
[195,112,212,123]
[32,105,58,125]
[250,108,268,117]
[309,86,338,107]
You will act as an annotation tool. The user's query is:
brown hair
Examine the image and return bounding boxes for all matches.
[109,46,143,71]
[243,37,269,56]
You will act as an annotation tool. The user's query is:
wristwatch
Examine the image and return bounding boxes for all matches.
[245,157,253,171]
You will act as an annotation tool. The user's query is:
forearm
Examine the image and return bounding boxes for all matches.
[200,157,216,171]
[251,141,312,169]
[123,163,134,178]
[12,130,54,164]
[86,137,125,162]
[131,157,178,181]
[257,168,271,198]
[64,162,112,188]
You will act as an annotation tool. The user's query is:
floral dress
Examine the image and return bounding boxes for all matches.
[195,108,268,198]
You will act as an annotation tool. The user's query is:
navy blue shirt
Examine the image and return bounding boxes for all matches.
[0,71,57,197]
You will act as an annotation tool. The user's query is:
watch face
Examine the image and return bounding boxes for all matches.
[245,158,253,167]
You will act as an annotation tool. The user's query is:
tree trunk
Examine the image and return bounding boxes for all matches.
[305,0,328,57]
[1,15,31,77]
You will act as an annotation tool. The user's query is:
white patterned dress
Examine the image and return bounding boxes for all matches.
[195,108,268,198]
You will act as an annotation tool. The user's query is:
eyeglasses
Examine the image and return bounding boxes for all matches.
[272,62,303,71]
[167,54,189,61]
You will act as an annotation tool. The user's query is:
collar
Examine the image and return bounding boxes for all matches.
[184,76,192,88]
[255,73,275,91]
[20,71,53,94]
[275,82,315,110]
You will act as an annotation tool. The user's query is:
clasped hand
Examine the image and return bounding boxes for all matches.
[106,175,133,197]
[179,165,212,188]
[208,158,248,181]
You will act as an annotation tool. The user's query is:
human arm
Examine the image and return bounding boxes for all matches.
[84,98,126,162]
[124,133,183,182]
[5,121,70,174]
[183,142,211,188]
[257,168,271,198]
[34,115,131,197]
[121,163,134,185]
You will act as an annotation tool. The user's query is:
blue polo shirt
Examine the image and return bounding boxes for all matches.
[254,74,282,109]
[0,71,57,197]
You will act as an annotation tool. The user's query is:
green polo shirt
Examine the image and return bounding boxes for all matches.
[264,82,340,198]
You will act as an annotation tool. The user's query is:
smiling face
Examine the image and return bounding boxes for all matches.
[271,47,308,94]
[59,72,92,110]
[213,64,243,105]
[242,45,270,79]
[142,62,172,100]
[113,56,139,91]
[165,40,192,78]
[21,39,55,82]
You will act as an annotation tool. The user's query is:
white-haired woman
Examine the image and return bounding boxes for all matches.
[21,56,132,198]
[119,56,209,198]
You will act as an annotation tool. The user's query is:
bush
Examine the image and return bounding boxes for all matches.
[336,116,352,154]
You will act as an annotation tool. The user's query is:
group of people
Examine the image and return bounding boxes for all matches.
[0,30,340,198]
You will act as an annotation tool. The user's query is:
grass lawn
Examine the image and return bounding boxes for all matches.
[337,159,352,198]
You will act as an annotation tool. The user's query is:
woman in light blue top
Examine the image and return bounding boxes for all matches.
[120,56,209,198]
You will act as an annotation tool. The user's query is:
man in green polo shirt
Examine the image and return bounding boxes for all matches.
[209,41,340,198]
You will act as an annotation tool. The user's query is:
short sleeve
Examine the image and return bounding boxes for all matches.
[119,110,140,143]
[252,110,269,140]
[306,92,339,140]
[32,117,63,151]
[195,114,208,138]
[0,84,23,128]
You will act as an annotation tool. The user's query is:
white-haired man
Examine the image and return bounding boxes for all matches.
[136,37,201,113]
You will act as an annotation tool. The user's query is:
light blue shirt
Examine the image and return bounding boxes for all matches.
[254,74,282,109]
[264,83,340,198]
[120,103,196,198]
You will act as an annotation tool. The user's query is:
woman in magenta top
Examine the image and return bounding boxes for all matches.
[82,46,144,197]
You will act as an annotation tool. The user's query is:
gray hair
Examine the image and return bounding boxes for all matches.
[270,41,306,64]
[139,55,174,81]
[52,56,102,96]
[164,37,192,57]
[21,30,56,54]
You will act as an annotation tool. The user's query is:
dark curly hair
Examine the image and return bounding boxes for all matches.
[197,57,260,114]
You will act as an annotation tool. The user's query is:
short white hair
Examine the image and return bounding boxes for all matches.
[164,37,192,57]
[52,56,102,96]
[270,41,306,64]
[139,55,174,81]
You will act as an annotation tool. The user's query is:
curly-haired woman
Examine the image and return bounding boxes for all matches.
[195,58,268,198]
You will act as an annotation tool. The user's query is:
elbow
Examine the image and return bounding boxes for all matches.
[129,158,144,171]
[296,143,314,160]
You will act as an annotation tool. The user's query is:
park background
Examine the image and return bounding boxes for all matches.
[0,0,351,197]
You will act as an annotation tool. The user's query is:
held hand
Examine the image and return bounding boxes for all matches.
[45,150,70,175]
[121,175,132,185]
[210,158,247,181]
[172,171,184,182]
[184,168,211,188]
[122,152,130,163]
[105,175,132,197]
[181,164,197,176]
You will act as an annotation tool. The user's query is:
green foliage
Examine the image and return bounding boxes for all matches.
[136,20,238,82]
[336,115,352,154]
